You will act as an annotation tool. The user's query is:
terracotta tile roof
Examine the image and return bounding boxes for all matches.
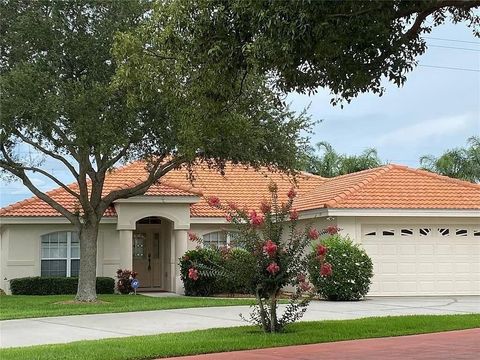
[2,162,478,218]
[0,162,324,217]
[294,164,480,211]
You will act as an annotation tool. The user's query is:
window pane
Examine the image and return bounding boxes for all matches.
[71,245,80,258]
[41,260,67,277]
[41,242,50,258]
[71,259,80,277]
[133,233,146,258]
[203,231,227,248]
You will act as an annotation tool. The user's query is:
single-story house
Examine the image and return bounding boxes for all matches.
[1,162,479,296]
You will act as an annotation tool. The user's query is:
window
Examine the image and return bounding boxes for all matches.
[41,232,79,277]
[456,229,468,237]
[438,228,450,236]
[202,231,240,248]
[420,228,431,236]
[401,229,414,236]
[382,229,395,236]
[474,230,480,237]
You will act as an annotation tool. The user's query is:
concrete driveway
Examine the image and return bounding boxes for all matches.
[1,296,478,348]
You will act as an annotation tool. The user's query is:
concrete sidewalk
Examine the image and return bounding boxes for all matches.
[168,329,480,360]
[1,296,478,348]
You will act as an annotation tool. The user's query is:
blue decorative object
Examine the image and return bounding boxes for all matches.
[131,278,139,289]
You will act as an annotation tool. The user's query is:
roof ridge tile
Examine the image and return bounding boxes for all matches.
[324,165,393,208]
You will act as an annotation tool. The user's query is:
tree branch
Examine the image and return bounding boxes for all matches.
[20,166,80,199]
[13,130,79,178]
[0,146,79,225]
[98,155,187,214]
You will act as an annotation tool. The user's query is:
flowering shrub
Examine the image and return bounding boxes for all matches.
[180,247,256,295]
[194,185,332,333]
[308,233,373,301]
[116,269,138,294]
[179,248,222,296]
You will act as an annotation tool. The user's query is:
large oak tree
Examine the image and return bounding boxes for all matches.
[1,0,478,301]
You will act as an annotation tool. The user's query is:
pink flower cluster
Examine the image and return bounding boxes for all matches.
[188,267,199,281]
[297,273,311,292]
[249,210,264,227]
[207,196,221,207]
[307,228,320,240]
[320,262,333,277]
[326,225,340,235]
[188,231,200,242]
[260,201,271,214]
[289,209,299,221]
[287,187,297,199]
[316,244,327,257]
[266,262,280,275]
[263,239,278,257]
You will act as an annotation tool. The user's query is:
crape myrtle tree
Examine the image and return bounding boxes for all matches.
[1,1,478,302]
[186,185,333,333]
[0,0,310,302]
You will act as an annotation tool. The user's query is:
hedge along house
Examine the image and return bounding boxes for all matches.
[1,162,479,296]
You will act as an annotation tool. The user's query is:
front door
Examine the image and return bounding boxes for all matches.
[132,231,163,289]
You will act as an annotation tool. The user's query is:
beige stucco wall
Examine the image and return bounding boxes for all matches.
[0,223,118,292]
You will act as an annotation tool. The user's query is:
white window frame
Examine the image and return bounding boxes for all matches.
[41,231,80,277]
[202,230,239,248]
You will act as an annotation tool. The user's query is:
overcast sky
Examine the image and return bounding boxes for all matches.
[1,21,479,208]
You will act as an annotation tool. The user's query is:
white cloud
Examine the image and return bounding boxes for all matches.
[375,113,477,147]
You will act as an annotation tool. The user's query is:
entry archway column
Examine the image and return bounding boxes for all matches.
[119,230,133,270]
[172,229,188,294]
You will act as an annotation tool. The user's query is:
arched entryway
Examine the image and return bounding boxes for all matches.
[132,216,173,291]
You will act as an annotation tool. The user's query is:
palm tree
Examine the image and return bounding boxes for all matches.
[304,142,382,177]
[420,136,479,183]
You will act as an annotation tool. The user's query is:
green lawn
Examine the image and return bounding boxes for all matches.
[1,314,479,360]
[0,294,256,320]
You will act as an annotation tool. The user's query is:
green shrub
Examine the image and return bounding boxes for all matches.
[0,288,6,296]
[219,248,256,294]
[179,248,223,296]
[308,235,373,301]
[9,277,114,295]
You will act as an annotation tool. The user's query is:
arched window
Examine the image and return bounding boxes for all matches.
[202,231,240,248]
[41,232,80,277]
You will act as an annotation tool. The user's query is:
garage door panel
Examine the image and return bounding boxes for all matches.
[436,245,453,255]
[418,281,435,292]
[398,263,417,273]
[455,245,474,255]
[362,224,479,296]
[417,263,435,273]
[418,245,435,255]
[380,244,397,255]
[398,245,416,255]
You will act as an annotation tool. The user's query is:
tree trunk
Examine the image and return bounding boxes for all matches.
[256,287,269,332]
[269,294,277,333]
[75,221,99,302]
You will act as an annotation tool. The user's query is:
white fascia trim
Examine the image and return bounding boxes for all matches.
[190,217,228,224]
[191,209,332,224]
[296,208,329,220]
[0,217,118,225]
[114,195,199,204]
[326,208,480,218]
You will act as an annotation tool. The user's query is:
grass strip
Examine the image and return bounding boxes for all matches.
[1,314,478,360]
[0,294,256,320]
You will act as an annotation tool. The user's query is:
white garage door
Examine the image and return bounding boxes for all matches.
[361,225,480,296]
